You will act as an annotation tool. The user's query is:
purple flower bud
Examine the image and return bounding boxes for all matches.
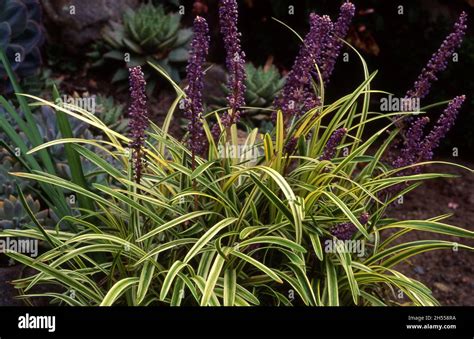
[419,95,465,162]
[320,128,347,161]
[274,14,333,121]
[184,16,210,157]
[405,12,467,101]
[359,212,370,226]
[219,0,246,128]
[128,66,148,184]
[211,122,222,142]
[320,2,355,84]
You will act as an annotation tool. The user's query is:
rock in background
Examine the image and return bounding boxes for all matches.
[40,0,139,52]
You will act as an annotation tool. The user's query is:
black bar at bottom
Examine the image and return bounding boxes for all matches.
[0,306,472,338]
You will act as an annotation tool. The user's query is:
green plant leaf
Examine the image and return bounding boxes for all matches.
[101,277,139,306]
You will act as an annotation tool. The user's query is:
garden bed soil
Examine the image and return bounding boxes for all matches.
[388,159,474,306]
[0,265,23,306]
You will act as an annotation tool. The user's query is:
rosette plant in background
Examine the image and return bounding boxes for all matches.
[0,1,473,307]
[243,63,285,111]
[210,61,285,127]
[101,2,192,92]
[0,0,44,92]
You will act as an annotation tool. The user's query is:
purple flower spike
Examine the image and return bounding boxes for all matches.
[330,212,369,240]
[128,66,148,184]
[275,14,333,121]
[284,136,298,155]
[320,2,355,84]
[184,16,210,157]
[320,127,347,161]
[392,116,430,169]
[330,222,357,241]
[419,95,465,162]
[405,12,467,101]
[219,0,246,127]
[392,95,464,181]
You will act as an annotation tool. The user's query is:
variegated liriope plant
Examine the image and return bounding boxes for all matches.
[0,1,472,306]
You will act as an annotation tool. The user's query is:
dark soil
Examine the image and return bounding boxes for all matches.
[0,265,23,306]
[388,159,474,306]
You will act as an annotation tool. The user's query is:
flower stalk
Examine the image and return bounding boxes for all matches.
[128,66,148,185]
[184,16,211,209]
[405,12,467,102]
[320,2,355,84]
[219,0,246,128]
[418,95,465,162]
[275,14,333,122]
[392,95,465,178]
[320,128,347,161]
[184,16,210,159]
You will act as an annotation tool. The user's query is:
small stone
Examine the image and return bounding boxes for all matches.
[433,282,450,293]
[88,79,98,89]
[468,194,474,205]
[413,266,425,275]
[448,202,459,210]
